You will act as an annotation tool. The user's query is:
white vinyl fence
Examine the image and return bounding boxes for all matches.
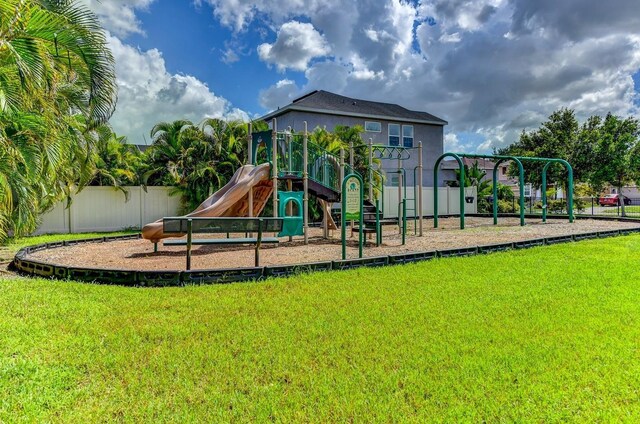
[35,186,181,234]
[382,186,477,218]
[35,185,475,234]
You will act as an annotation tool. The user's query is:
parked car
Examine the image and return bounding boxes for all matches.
[599,194,631,206]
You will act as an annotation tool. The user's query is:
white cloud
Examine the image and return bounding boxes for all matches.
[106,35,247,144]
[258,21,330,71]
[443,132,463,151]
[81,0,154,37]
[94,0,640,152]
[258,79,301,110]
[439,32,461,43]
[221,48,239,64]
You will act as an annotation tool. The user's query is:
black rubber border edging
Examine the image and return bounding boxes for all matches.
[11,222,640,287]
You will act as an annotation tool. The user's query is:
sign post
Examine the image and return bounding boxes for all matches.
[341,173,364,259]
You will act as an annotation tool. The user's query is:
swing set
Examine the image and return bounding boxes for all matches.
[433,152,574,229]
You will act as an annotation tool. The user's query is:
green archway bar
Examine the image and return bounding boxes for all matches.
[538,159,574,223]
[491,157,525,226]
[433,153,465,229]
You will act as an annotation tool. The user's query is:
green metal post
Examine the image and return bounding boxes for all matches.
[359,190,364,258]
[186,218,192,271]
[375,199,381,246]
[272,119,278,225]
[287,129,292,172]
[402,199,407,245]
[368,138,373,203]
[515,159,525,226]
[542,165,548,223]
[255,219,262,267]
[303,122,309,244]
[567,163,574,223]
[492,162,500,225]
[413,166,419,234]
[418,141,423,236]
[248,122,253,226]
[341,189,346,259]
[397,168,408,234]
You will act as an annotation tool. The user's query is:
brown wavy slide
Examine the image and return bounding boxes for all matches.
[141,163,273,243]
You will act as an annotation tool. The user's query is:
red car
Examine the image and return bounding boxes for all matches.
[599,194,631,206]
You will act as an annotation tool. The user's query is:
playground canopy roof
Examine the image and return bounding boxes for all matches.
[260,90,448,126]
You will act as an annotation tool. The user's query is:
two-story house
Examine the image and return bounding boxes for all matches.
[259,90,447,188]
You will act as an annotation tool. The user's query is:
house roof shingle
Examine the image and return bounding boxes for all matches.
[260,90,447,126]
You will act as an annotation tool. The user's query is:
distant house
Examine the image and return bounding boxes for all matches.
[260,90,447,187]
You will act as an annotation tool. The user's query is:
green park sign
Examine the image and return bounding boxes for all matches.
[341,173,364,259]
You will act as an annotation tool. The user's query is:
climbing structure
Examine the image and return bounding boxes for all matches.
[248,120,386,245]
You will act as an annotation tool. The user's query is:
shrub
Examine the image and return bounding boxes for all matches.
[497,199,520,213]
[478,197,492,213]
[573,197,587,213]
[545,198,586,214]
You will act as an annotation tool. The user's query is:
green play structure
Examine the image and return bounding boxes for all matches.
[247,120,401,257]
[277,191,303,237]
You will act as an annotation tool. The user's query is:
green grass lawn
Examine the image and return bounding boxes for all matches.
[2,235,640,421]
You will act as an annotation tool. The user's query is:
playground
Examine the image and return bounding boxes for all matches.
[24,217,640,271]
[13,121,640,282]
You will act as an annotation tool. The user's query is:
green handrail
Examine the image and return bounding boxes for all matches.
[275,133,385,222]
[278,134,342,193]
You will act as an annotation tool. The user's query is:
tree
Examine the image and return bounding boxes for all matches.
[144,119,253,212]
[498,108,580,189]
[144,120,195,186]
[0,0,117,239]
[90,128,144,195]
[201,118,247,170]
[588,114,640,216]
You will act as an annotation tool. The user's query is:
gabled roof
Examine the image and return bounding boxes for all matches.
[260,90,448,126]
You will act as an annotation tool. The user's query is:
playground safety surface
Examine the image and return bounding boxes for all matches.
[26,217,640,271]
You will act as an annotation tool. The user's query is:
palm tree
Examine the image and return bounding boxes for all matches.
[200,118,247,167]
[90,127,143,197]
[144,120,195,185]
[0,0,117,240]
[145,120,240,212]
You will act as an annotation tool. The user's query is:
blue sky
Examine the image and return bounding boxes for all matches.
[85,0,640,151]
[124,2,286,113]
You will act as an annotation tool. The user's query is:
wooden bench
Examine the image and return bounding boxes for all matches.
[161,217,283,270]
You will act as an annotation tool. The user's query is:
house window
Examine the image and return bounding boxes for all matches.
[388,124,400,146]
[501,166,507,175]
[402,125,414,148]
[389,174,399,187]
[365,121,381,132]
